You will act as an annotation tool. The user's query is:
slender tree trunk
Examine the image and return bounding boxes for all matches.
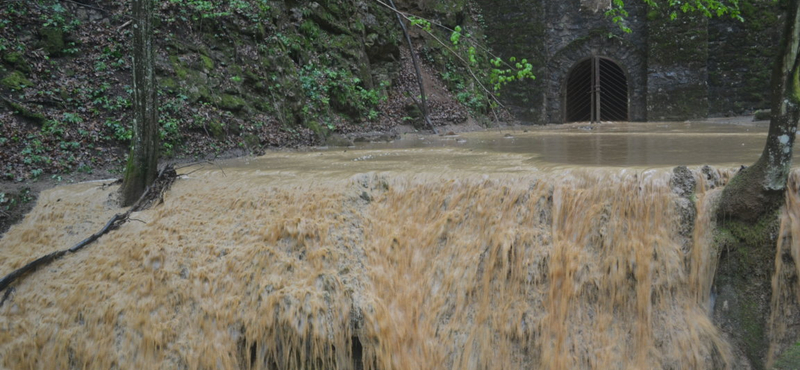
[120,0,159,206]
[387,0,437,134]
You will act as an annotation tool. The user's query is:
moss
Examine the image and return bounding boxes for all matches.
[793,64,800,104]
[741,299,766,363]
[1,70,32,90]
[774,341,800,369]
[1,98,47,123]
[713,211,781,369]
[2,52,30,73]
[208,121,225,139]
[309,5,351,35]
[120,148,145,207]
[187,85,211,103]
[254,101,274,113]
[216,94,246,112]
[200,54,214,70]
[243,134,260,148]
[3,52,22,64]
[299,20,321,39]
[170,56,188,79]
[303,119,323,137]
[161,78,178,92]
[39,27,64,56]
[754,109,771,120]
[718,213,776,250]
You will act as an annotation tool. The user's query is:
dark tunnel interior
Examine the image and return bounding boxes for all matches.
[565,57,628,122]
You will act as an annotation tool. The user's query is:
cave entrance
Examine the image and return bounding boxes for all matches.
[564,56,629,122]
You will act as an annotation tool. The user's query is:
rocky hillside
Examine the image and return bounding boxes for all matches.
[1,0,504,231]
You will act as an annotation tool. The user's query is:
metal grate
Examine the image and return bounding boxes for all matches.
[565,57,629,122]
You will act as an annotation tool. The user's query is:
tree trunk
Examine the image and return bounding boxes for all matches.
[120,0,159,207]
[387,0,437,134]
[718,0,800,222]
[712,1,800,368]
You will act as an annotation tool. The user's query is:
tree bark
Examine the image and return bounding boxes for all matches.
[120,0,159,207]
[711,1,800,368]
[717,0,800,222]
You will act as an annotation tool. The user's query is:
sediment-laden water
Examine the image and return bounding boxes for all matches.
[0,121,797,369]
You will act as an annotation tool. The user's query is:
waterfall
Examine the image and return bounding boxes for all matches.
[1,165,796,369]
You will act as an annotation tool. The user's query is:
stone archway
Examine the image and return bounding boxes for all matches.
[547,36,646,123]
[564,56,629,122]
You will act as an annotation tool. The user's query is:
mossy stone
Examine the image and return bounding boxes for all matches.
[3,52,30,72]
[200,55,214,70]
[170,56,189,79]
[1,70,32,90]
[304,119,323,136]
[187,84,211,103]
[754,109,771,121]
[216,94,246,112]
[2,98,47,123]
[208,121,225,139]
[3,52,21,64]
[39,27,65,56]
[161,77,178,92]
[243,134,260,148]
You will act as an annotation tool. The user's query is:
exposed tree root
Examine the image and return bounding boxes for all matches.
[0,164,178,304]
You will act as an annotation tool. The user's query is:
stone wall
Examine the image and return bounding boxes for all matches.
[475,0,780,123]
[707,1,782,116]
[474,0,547,122]
[646,10,709,121]
[544,0,648,122]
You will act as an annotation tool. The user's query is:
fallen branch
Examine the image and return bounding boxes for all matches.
[0,287,14,308]
[0,164,178,302]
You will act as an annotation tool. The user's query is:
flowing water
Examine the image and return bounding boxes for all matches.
[0,120,798,369]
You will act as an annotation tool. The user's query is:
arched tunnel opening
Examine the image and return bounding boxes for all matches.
[565,57,629,122]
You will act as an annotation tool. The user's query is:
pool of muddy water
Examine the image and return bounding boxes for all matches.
[217,120,777,180]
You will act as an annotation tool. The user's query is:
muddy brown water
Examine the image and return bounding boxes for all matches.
[0,120,797,369]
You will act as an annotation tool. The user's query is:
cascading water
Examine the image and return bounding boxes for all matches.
[1,122,799,369]
[0,166,756,369]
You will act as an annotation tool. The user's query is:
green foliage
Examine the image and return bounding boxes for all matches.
[489,56,534,92]
[408,16,432,32]
[0,188,33,213]
[408,14,535,113]
[36,1,81,33]
[450,25,463,46]
[296,63,386,122]
[168,0,230,20]
[104,120,132,142]
[606,0,742,32]
[158,91,189,154]
[165,0,272,23]
[300,20,321,39]
[41,119,65,137]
